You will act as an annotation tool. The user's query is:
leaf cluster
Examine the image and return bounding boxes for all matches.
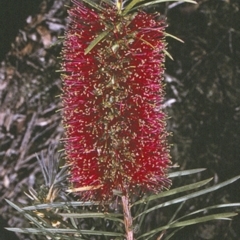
[6,168,240,240]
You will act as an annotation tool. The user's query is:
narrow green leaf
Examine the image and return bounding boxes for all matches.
[137,212,237,239]
[123,0,144,15]
[130,0,197,12]
[36,153,48,185]
[132,178,212,206]
[164,49,174,60]
[164,227,184,240]
[165,33,184,43]
[59,213,123,218]
[163,203,240,239]
[6,199,57,239]
[85,29,111,55]
[6,228,82,240]
[134,175,240,219]
[144,202,185,240]
[136,201,150,230]
[5,228,125,237]
[5,200,43,228]
[69,214,78,229]
[168,168,206,178]
[59,212,124,223]
[100,0,114,6]
[173,203,240,223]
[54,166,69,185]
[168,201,185,224]
[50,38,64,47]
[81,0,104,11]
[162,203,240,239]
[22,201,99,211]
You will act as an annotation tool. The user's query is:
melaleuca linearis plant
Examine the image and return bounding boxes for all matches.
[61,0,174,236]
[6,1,240,240]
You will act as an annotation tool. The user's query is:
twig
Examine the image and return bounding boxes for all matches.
[122,193,134,240]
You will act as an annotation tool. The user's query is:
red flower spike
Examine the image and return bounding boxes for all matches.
[61,1,171,201]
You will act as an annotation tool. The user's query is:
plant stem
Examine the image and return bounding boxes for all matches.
[122,194,134,240]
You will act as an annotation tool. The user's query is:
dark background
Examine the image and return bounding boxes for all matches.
[0,0,239,239]
[0,0,42,62]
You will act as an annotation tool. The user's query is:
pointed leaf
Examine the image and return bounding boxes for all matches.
[172,203,240,223]
[59,212,124,223]
[6,228,84,240]
[5,228,125,237]
[100,0,114,6]
[81,0,104,11]
[132,178,212,206]
[164,49,174,60]
[85,29,111,55]
[5,200,43,228]
[130,0,197,12]
[137,212,237,239]
[168,201,185,224]
[165,33,184,43]
[134,175,240,218]
[22,201,99,211]
[36,153,48,185]
[168,168,206,178]
[164,228,183,240]
[123,0,144,15]
[5,199,57,239]
[162,203,240,240]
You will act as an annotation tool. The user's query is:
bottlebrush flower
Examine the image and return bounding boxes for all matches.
[61,0,171,201]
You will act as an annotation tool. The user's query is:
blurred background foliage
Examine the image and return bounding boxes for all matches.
[166,0,240,178]
[0,0,239,239]
[164,0,240,239]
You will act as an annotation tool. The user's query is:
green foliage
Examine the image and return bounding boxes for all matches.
[84,29,112,55]
[126,0,197,14]
[6,168,240,240]
[82,0,197,55]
